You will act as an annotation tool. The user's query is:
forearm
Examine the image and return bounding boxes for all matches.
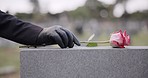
[0,10,43,45]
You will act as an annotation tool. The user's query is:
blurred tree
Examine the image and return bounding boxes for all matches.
[30,0,40,14]
[30,0,43,21]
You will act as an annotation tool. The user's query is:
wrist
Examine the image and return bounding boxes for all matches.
[36,28,47,45]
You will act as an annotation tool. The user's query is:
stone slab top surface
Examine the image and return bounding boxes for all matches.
[20,46,148,78]
[20,46,148,51]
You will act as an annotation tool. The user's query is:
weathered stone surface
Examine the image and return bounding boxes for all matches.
[20,46,148,78]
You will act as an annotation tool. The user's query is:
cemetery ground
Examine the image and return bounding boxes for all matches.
[0,47,20,78]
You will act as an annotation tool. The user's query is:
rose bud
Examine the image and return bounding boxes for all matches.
[110,30,130,48]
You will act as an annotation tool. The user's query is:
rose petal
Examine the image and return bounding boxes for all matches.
[111,40,120,48]
[123,30,130,45]
[110,40,125,48]
[126,35,130,45]
[123,30,127,36]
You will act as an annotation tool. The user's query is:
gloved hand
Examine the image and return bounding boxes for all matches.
[37,25,81,48]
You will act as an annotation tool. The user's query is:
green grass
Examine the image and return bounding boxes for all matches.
[0,47,20,78]
[0,47,20,69]
[131,31,148,46]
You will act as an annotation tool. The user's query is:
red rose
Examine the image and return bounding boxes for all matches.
[110,30,130,48]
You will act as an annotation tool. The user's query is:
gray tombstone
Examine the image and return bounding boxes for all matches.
[20,46,148,78]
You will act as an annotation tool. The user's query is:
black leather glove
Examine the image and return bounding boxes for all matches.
[37,25,81,48]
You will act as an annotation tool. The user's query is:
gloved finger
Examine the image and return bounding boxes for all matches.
[56,29,68,47]
[52,32,65,48]
[62,28,81,46]
[72,34,81,46]
[61,28,74,48]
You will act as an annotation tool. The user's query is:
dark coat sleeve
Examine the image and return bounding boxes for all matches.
[0,10,43,45]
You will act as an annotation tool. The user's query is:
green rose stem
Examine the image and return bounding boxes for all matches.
[80,40,110,47]
[80,40,110,44]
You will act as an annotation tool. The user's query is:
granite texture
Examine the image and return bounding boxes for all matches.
[20,46,148,78]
